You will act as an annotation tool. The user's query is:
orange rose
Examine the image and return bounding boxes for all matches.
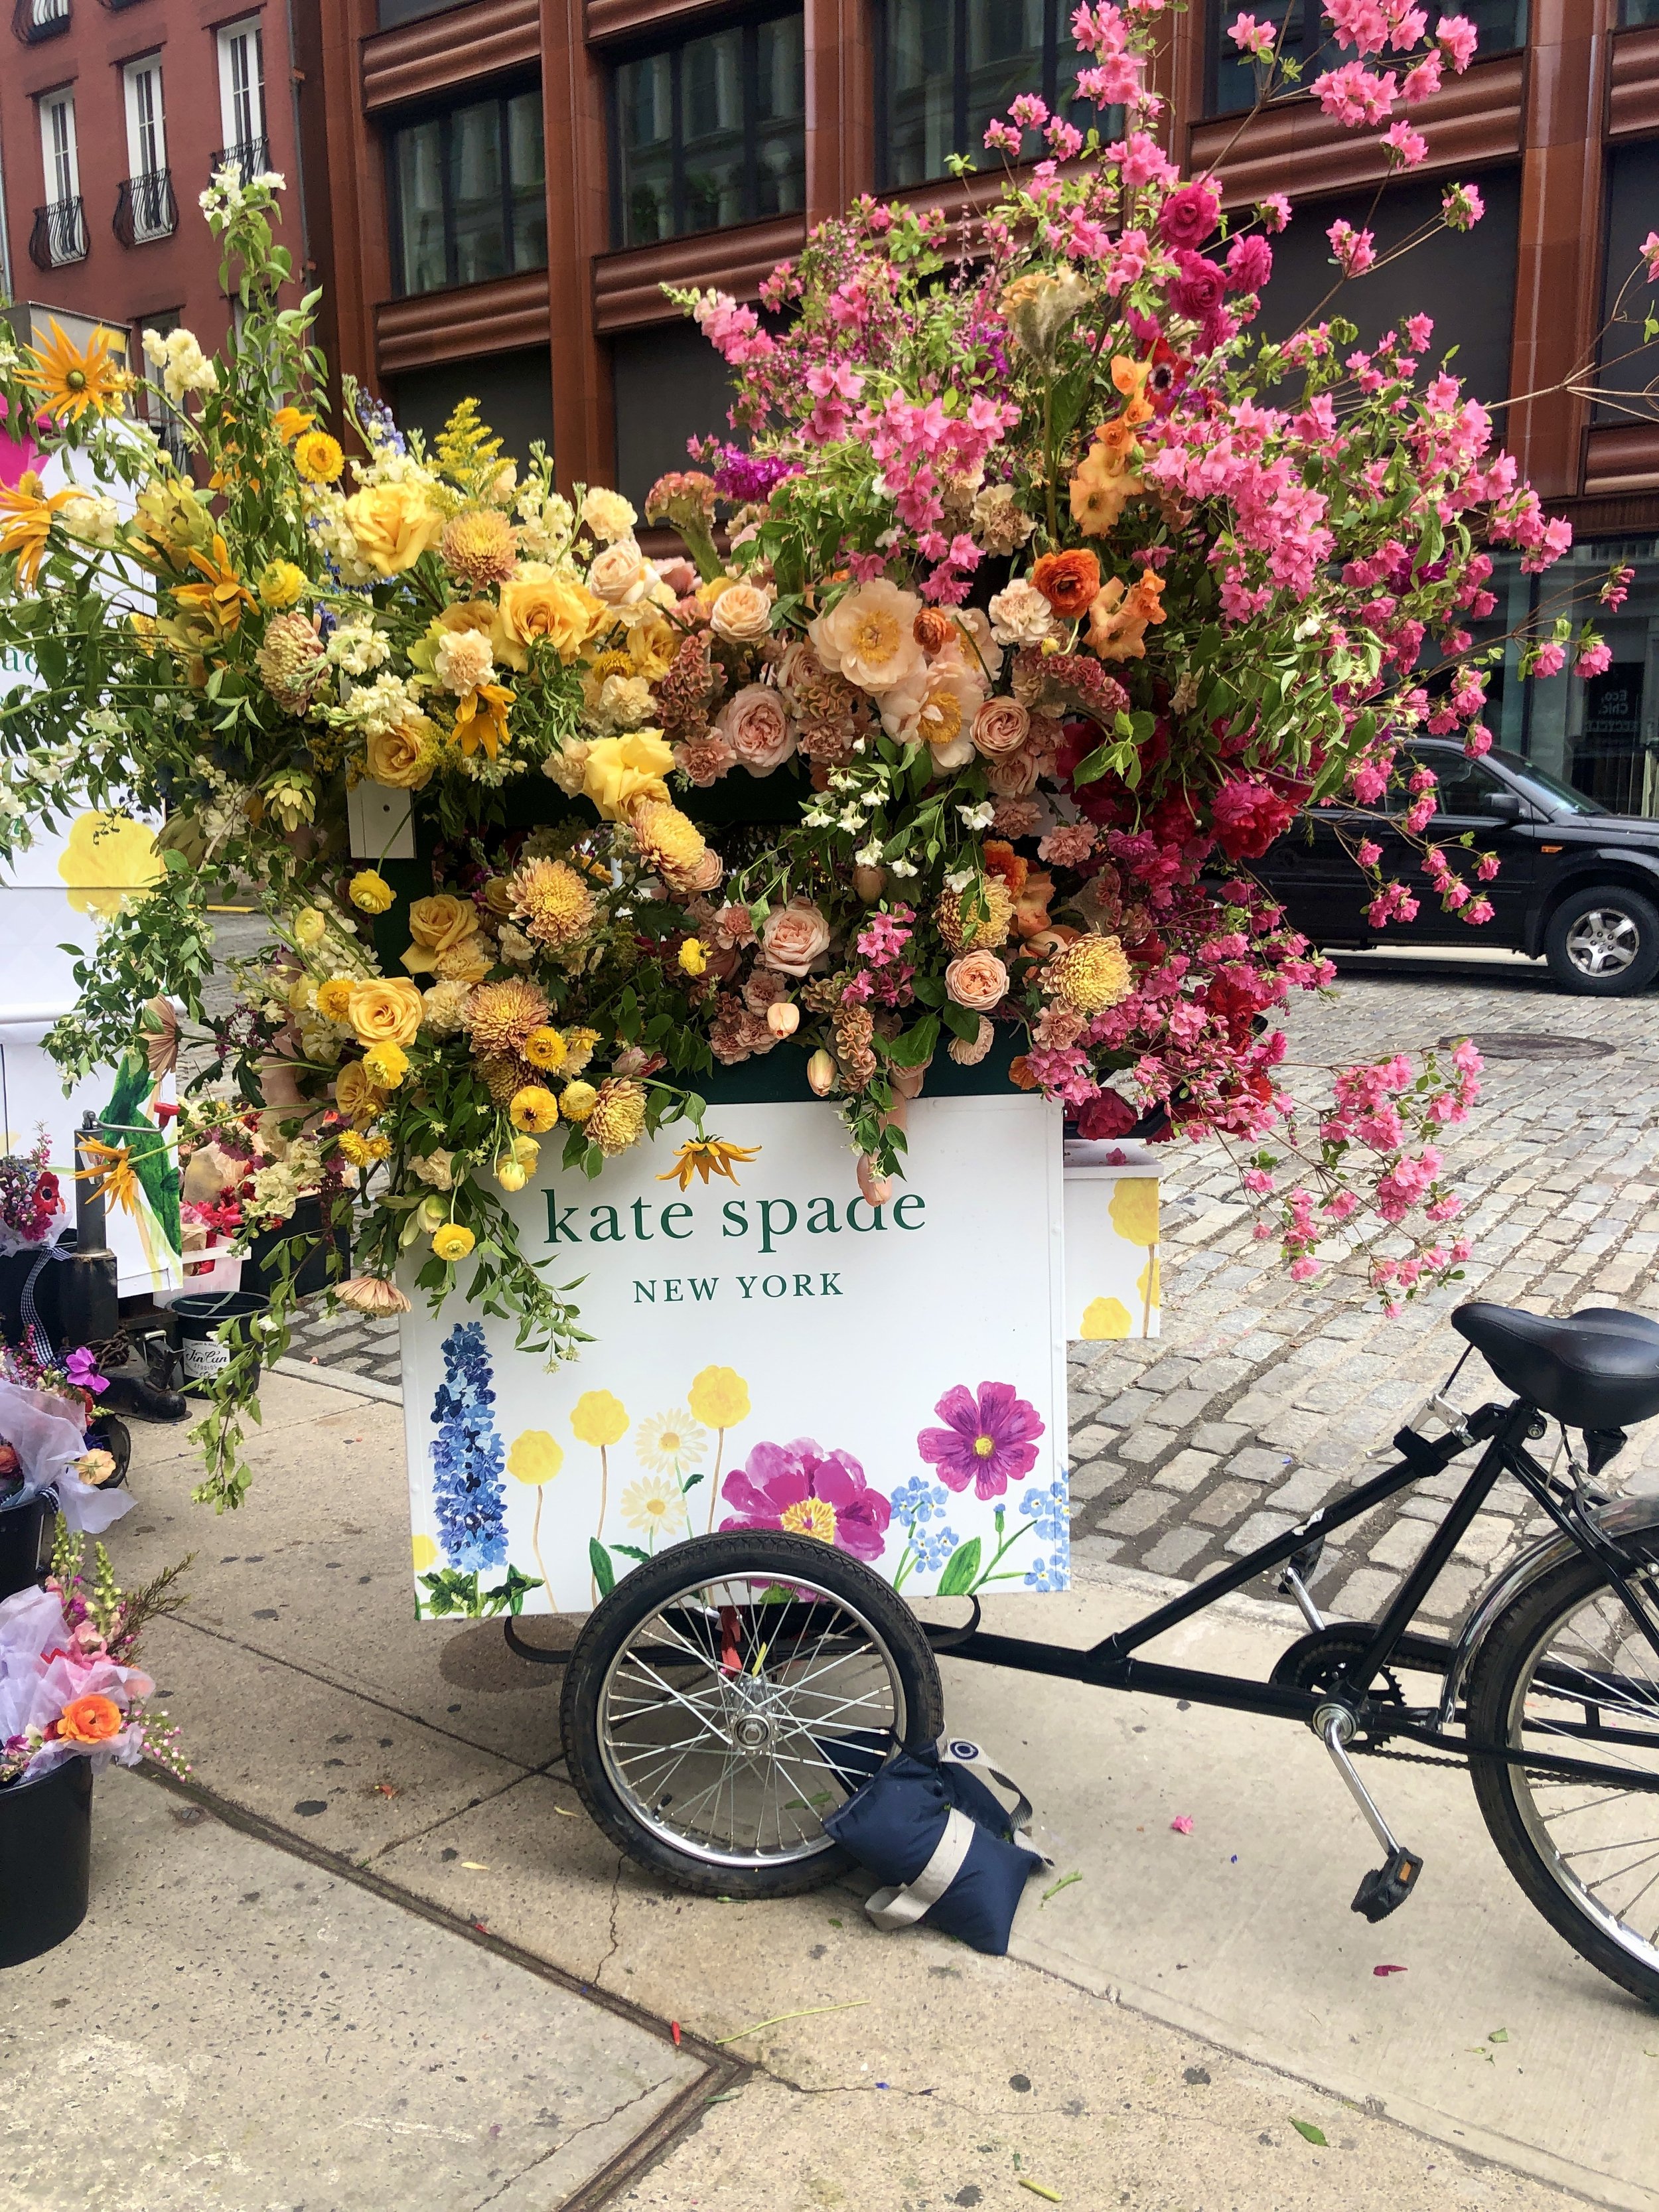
[945,950,1011,1012]
[1031,549,1101,619]
[56,1692,123,1744]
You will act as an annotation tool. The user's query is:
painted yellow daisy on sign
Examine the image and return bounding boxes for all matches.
[634,1408,707,1479]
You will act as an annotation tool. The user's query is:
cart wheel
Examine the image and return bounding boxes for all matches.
[560,1530,943,1897]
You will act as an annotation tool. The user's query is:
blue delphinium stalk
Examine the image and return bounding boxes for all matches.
[429,1322,507,1573]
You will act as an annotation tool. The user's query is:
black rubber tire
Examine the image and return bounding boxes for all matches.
[1466,1536,1659,2008]
[559,1530,944,1898]
[1542,883,1659,997]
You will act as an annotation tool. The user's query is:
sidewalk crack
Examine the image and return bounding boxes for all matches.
[469,2071,679,2209]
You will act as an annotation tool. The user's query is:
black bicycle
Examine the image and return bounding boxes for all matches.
[555,1301,1659,2008]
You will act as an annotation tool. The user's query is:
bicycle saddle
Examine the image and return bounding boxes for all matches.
[1453,1302,1659,1430]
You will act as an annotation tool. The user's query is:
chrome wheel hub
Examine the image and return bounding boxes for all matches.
[1566,909,1639,978]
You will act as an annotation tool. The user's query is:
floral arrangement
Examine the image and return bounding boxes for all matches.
[0,11,1650,1512]
[0,1131,64,1255]
[176,1096,346,1244]
[0,1525,187,1788]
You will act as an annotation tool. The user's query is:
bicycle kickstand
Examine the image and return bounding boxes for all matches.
[1316,1705,1425,1923]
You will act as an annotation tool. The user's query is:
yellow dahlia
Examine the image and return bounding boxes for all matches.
[509,1085,560,1134]
[465,976,550,1059]
[630,802,706,890]
[475,1055,531,1106]
[587,1078,647,1156]
[1045,932,1133,1013]
[510,857,596,951]
[936,879,1015,952]
[441,508,517,586]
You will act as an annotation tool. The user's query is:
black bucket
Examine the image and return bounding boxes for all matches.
[169,1290,269,1395]
[0,1486,58,1604]
[0,1757,93,1968]
[244,1195,351,1301]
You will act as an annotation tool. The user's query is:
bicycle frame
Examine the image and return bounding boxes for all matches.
[940,1396,1659,1794]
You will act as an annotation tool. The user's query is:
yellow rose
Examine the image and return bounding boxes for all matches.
[581,731,675,822]
[362,1040,408,1087]
[293,907,326,948]
[433,1222,475,1262]
[348,870,394,913]
[317,976,355,1021]
[401,893,480,977]
[365,719,435,790]
[492,572,609,671]
[258,559,306,609]
[346,977,424,1047]
[344,483,443,577]
[334,1060,388,1128]
[627,617,678,681]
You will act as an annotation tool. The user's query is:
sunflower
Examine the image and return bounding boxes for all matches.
[25,319,127,424]
[0,473,80,590]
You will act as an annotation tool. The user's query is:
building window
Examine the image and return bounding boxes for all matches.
[611,9,804,250]
[216,18,269,182]
[390,90,547,297]
[117,56,176,244]
[1621,0,1659,23]
[33,90,87,267]
[1597,139,1659,427]
[1204,0,1528,118]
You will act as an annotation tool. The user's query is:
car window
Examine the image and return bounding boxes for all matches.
[1494,757,1609,818]
[1409,751,1504,812]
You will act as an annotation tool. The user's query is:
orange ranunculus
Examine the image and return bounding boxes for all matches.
[55,1692,123,1744]
[1031,548,1101,619]
[1007,1053,1040,1092]
[981,839,1029,896]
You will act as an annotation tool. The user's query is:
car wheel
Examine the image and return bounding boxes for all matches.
[1544,884,1659,995]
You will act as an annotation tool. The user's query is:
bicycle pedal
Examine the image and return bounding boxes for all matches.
[1350,1845,1424,1923]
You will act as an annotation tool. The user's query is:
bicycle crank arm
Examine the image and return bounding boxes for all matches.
[1319,1708,1426,1923]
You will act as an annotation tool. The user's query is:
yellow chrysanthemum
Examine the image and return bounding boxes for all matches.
[1045,932,1133,1014]
[293,430,344,484]
[586,1078,646,1157]
[936,879,1015,952]
[509,857,596,952]
[25,319,127,423]
[465,976,550,1059]
[432,1222,475,1261]
[349,871,394,914]
[509,1085,560,1134]
[440,508,517,586]
[523,1025,567,1071]
[338,1130,373,1167]
[630,802,706,890]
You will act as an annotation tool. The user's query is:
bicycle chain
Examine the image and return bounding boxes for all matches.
[1357,1740,1577,1783]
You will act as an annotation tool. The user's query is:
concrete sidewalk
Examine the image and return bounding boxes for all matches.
[19,1368,1650,2212]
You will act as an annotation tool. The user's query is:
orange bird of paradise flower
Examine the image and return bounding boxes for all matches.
[657,1136,762,1191]
[25,319,128,424]
[74,1137,141,1218]
[451,681,515,759]
[0,473,82,591]
[173,534,255,633]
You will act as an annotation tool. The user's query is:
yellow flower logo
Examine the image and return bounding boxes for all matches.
[508,1431,564,1487]
[571,1391,629,1447]
[58,812,165,917]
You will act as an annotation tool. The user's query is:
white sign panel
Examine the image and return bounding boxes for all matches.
[400,1094,1070,1617]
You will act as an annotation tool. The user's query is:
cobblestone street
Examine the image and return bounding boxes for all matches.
[283,953,1659,1627]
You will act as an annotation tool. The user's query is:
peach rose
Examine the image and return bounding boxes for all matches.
[709,580,776,644]
[971,698,1031,758]
[718,684,797,775]
[983,743,1041,798]
[346,977,423,1047]
[343,483,443,577]
[760,897,831,976]
[945,950,1010,1011]
[588,538,652,607]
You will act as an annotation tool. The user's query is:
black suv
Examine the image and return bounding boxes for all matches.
[1250,739,1659,996]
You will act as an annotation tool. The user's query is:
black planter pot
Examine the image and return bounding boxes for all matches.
[0,1485,58,1603]
[0,1757,93,1968]
[243,1194,351,1301]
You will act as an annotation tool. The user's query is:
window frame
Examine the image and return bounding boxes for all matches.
[216,17,267,157]
[872,0,1105,194]
[606,3,806,253]
[122,54,167,182]
[40,88,79,208]
[1201,0,1531,119]
[386,82,547,299]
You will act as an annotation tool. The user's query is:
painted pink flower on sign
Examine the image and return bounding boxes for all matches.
[721,1438,892,1562]
[918,1382,1045,1500]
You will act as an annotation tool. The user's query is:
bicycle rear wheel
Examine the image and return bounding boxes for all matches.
[560,1531,944,1897]
[1467,1534,1659,2007]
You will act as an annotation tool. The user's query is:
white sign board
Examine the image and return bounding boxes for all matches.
[400,1094,1072,1616]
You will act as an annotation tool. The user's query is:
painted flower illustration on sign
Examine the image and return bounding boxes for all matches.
[689,1364,751,1532]
[508,1428,563,1611]
[572,1390,628,1601]
[917,1381,1045,1501]
[634,1407,707,1479]
[429,1321,508,1574]
[721,1438,891,1564]
[1109,1177,1160,1337]
[620,1473,684,1546]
